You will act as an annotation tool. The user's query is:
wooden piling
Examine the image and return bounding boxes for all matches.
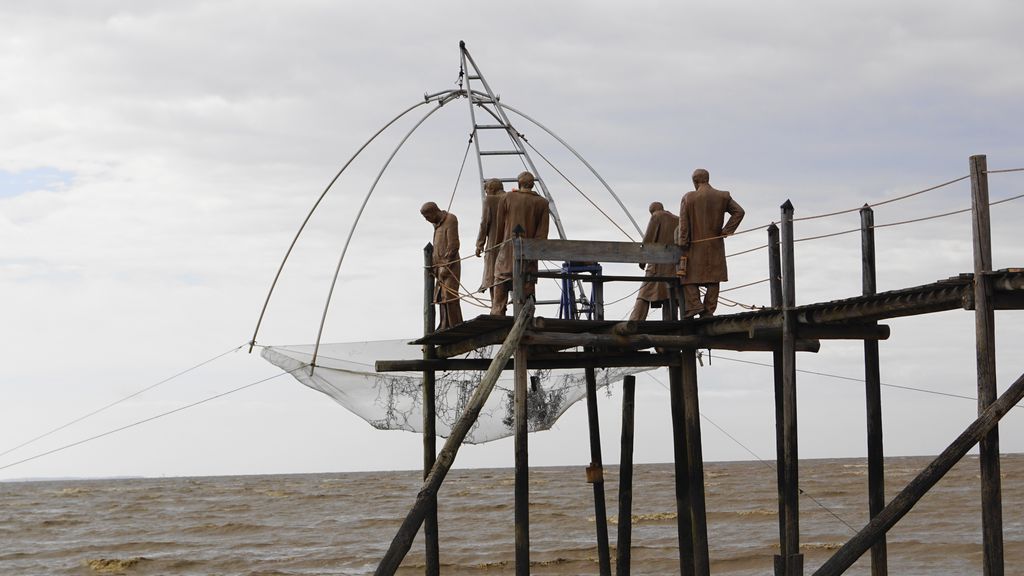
[681,347,711,576]
[812,370,1024,576]
[512,233,530,576]
[860,206,887,576]
[374,303,536,576]
[780,200,803,575]
[617,375,636,576]
[664,299,695,576]
[970,154,1004,576]
[585,366,612,576]
[768,223,788,575]
[422,244,440,576]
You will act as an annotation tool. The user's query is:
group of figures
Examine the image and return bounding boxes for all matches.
[420,168,743,330]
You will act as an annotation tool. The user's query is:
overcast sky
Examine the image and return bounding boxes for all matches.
[2,1,1023,481]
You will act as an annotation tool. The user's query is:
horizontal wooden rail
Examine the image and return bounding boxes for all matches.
[520,239,683,264]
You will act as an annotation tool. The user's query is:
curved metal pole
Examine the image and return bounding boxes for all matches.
[310,95,459,370]
[502,104,644,238]
[248,99,430,352]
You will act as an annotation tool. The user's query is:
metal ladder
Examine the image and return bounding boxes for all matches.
[459,41,589,310]
[458,41,570,239]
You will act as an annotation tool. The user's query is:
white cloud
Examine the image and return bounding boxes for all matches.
[2,0,1023,480]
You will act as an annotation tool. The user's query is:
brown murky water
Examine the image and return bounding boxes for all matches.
[2,455,1022,575]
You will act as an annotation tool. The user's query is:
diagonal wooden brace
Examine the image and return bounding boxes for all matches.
[374,302,535,576]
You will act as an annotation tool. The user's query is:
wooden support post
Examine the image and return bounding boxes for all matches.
[779,200,803,575]
[812,370,1024,576]
[374,303,535,576]
[664,301,695,576]
[970,154,1004,576]
[512,233,530,576]
[682,348,711,576]
[768,223,788,576]
[422,244,440,576]
[860,206,887,576]
[585,366,612,576]
[617,375,636,576]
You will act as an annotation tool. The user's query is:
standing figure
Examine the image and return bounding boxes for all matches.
[677,168,745,318]
[420,202,464,330]
[629,201,679,321]
[490,171,550,316]
[475,178,506,296]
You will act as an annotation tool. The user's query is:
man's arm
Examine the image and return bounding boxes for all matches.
[475,199,490,256]
[721,194,745,237]
[677,197,690,247]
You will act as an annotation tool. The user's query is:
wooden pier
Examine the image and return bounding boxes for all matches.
[371,155,1023,575]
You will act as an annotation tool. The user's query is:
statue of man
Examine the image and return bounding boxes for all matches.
[629,201,679,321]
[475,178,506,296]
[677,168,745,318]
[420,202,463,330]
[490,171,550,316]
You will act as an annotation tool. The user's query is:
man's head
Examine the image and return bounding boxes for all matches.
[692,168,710,187]
[484,178,504,195]
[420,201,443,224]
[517,171,535,190]
[649,201,664,214]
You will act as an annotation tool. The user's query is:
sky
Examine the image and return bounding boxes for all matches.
[2,0,1024,481]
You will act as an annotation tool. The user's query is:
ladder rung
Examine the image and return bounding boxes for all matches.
[480,150,523,156]
[468,75,482,80]
[475,124,508,130]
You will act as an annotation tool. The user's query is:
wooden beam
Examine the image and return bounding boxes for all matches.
[779,200,803,575]
[861,205,887,576]
[769,223,788,575]
[520,238,684,264]
[616,375,636,576]
[523,332,821,353]
[374,302,535,576]
[750,324,890,341]
[812,370,1024,576]
[971,154,1003,576]
[375,353,682,372]
[512,235,530,576]
[437,326,510,358]
[666,295,695,576]
[682,348,710,576]
[421,244,440,576]
[584,366,612,576]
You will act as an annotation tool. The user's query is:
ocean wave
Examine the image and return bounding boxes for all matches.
[84,556,149,573]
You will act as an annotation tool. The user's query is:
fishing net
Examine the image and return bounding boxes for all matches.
[261,340,647,444]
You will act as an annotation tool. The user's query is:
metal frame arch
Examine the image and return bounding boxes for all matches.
[250,91,460,353]
[310,91,463,369]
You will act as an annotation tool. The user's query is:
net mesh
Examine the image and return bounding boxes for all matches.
[261,340,648,444]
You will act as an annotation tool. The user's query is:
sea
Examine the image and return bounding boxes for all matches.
[2,454,1022,575]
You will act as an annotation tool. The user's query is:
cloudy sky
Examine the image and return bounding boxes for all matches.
[2,1,1023,480]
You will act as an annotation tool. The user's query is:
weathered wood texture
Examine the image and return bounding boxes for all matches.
[812,370,1024,576]
[375,353,683,372]
[512,236,530,576]
[682,348,710,576]
[769,223,788,573]
[860,206,887,576]
[617,375,636,576]
[584,366,612,576]
[779,200,803,574]
[421,245,440,576]
[523,331,821,353]
[665,303,695,576]
[971,154,1004,576]
[520,238,684,264]
[374,302,535,576]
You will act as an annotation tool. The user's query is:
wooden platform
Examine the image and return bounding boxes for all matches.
[389,269,1024,368]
